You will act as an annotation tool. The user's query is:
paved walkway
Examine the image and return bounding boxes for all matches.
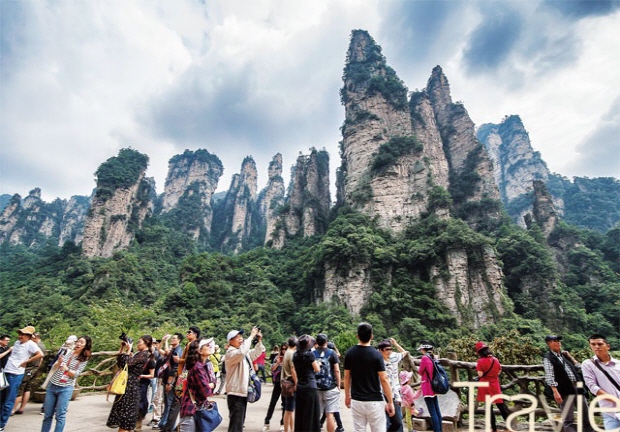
[3,384,357,432]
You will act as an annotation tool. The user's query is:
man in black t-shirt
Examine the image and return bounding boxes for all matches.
[344,322,394,432]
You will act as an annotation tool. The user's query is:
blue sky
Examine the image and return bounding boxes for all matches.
[1,0,619,202]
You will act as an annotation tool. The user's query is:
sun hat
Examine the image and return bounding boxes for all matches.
[400,370,413,385]
[18,326,36,335]
[227,330,244,341]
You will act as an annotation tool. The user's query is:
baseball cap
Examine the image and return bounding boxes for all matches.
[545,335,562,342]
[227,330,244,341]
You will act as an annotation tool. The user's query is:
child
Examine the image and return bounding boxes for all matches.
[400,370,423,431]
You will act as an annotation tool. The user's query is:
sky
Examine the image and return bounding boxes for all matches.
[1,0,619,203]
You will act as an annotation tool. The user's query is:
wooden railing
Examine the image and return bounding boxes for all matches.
[74,351,119,391]
[405,356,561,418]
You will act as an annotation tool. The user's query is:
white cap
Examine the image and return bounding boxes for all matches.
[66,335,78,344]
[199,338,215,350]
[226,330,244,341]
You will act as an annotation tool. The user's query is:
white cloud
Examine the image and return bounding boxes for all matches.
[0,0,618,203]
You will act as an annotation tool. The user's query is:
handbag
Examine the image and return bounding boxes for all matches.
[0,368,8,391]
[108,364,128,395]
[174,367,188,397]
[281,377,295,397]
[190,388,222,432]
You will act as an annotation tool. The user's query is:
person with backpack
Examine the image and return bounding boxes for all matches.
[418,341,443,432]
[314,334,341,432]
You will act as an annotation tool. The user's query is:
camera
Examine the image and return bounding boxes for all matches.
[119,332,133,345]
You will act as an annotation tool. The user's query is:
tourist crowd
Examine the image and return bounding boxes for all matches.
[0,323,619,432]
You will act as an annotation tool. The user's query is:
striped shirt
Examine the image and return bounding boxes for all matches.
[50,354,87,387]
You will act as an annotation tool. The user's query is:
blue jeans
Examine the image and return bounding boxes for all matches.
[603,414,620,431]
[159,386,175,427]
[386,401,403,432]
[424,396,443,432]
[41,383,74,432]
[0,372,24,428]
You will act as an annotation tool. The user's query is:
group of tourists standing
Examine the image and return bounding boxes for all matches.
[1,322,619,432]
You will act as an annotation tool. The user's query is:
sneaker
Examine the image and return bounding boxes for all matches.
[335,428,345,432]
[262,426,270,431]
[151,426,160,430]
[279,427,284,432]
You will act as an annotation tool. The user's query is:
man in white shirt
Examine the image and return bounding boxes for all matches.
[582,334,620,431]
[0,325,44,431]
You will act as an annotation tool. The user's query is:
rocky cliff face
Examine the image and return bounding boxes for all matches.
[527,180,559,238]
[271,149,331,249]
[425,66,501,225]
[257,154,285,245]
[215,157,258,253]
[432,246,506,327]
[337,30,430,232]
[81,149,153,258]
[478,115,554,227]
[0,188,89,247]
[160,149,223,242]
[328,30,506,326]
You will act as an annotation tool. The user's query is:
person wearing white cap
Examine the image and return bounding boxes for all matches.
[225,326,264,432]
[417,341,442,432]
[0,326,44,431]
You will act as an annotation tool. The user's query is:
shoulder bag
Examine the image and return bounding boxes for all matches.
[246,356,262,403]
[189,388,222,432]
[0,368,8,391]
[474,358,496,381]
[281,377,296,397]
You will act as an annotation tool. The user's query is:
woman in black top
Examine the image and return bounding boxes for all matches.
[292,335,320,432]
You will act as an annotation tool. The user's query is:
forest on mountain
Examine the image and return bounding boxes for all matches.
[1,200,618,360]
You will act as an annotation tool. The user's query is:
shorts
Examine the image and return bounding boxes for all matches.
[17,370,36,396]
[283,395,296,412]
[318,387,340,414]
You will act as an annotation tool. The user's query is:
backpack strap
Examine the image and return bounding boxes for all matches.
[591,359,620,392]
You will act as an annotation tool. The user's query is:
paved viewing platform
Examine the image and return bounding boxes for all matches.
[6,384,359,432]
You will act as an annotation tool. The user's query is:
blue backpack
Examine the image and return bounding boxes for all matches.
[426,356,449,394]
[314,348,335,390]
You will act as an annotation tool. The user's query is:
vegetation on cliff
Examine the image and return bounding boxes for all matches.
[2,201,617,356]
[94,148,149,201]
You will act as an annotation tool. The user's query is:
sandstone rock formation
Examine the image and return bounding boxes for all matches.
[160,149,223,242]
[257,153,285,245]
[328,30,506,325]
[81,149,153,258]
[0,188,89,247]
[271,149,331,249]
[478,115,554,226]
[215,157,258,253]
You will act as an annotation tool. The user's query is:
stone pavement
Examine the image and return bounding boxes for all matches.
[3,384,359,432]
